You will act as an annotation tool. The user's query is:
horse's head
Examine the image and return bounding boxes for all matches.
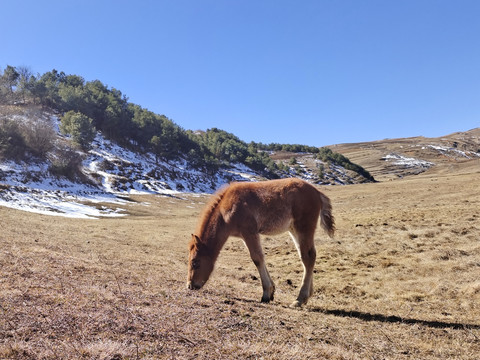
[187,234,214,290]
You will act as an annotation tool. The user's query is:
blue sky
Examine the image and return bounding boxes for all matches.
[1,0,479,147]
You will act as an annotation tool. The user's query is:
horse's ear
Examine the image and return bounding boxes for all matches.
[192,234,201,242]
[189,234,200,252]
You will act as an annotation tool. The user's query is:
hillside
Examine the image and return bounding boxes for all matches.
[329,128,480,181]
[0,66,373,181]
[0,104,372,218]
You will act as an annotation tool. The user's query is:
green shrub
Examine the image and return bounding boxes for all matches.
[60,111,96,150]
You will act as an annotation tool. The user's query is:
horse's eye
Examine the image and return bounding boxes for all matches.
[191,260,200,270]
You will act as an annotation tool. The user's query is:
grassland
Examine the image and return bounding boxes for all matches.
[1,163,480,359]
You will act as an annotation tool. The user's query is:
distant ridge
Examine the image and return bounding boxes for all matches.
[329,128,480,181]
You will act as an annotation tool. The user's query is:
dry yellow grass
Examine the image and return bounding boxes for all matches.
[1,166,480,359]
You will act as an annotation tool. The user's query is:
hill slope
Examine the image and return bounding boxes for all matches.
[0,105,372,218]
[329,128,480,181]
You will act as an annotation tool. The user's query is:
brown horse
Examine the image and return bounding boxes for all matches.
[187,178,335,307]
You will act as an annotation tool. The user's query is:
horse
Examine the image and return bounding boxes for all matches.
[187,177,335,307]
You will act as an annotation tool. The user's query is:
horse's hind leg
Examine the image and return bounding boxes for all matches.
[243,233,275,303]
[289,229,316,307]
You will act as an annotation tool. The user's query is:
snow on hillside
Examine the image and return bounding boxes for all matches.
[379,143,480,176]
[381,153,434,169]
[0,160,127,219]
[0,111,370,219]
[0,115,261,219]
[83,133,262,196]
[286,156,357,185]
[423,144,480,160]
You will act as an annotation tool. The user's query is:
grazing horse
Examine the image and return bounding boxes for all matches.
[187,178,335,307]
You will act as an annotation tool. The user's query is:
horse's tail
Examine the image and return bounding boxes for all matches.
[318,190,335,238]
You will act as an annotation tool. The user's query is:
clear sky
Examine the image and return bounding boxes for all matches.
[1,0,479,147]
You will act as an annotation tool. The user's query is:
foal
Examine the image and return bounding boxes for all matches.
[187,178,335,307]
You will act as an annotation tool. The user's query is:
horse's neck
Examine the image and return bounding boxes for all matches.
[201,212,229,259]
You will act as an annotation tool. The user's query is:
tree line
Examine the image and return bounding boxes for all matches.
[0,65,373,181]
[0,66,278,175]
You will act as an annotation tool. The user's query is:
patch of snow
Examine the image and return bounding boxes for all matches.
[382,153,434,169]
[424,145,480,160]
[0,185,126,219]
[225,163,261,181]
[83,134,233,195]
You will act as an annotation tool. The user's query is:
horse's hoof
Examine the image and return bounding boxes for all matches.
[290,300,303,308]
[261,295,273,303]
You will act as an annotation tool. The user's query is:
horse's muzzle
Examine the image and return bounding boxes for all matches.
[187,281,202,290]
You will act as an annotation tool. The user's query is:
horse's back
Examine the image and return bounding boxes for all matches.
[221,178,310,209]
[219,178,321,235]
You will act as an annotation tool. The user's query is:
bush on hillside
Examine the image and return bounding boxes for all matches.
[48,144,84,180]
[0,117,26,160]
[60,111,96,150]
[20,118,56,158]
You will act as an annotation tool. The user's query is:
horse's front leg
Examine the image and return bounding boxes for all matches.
[243,233,275,303]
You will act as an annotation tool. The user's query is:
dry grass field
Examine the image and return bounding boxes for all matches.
[1,162,480,359]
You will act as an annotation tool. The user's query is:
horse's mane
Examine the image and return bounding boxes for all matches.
[194,184,230,243]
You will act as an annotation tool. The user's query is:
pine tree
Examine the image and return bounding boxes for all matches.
[60,111,96,150]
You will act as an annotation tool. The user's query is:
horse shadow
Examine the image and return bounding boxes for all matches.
[228,296,480,330]
[308,307,480,330]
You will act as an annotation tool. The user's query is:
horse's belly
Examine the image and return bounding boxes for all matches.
[258,213,292,235]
